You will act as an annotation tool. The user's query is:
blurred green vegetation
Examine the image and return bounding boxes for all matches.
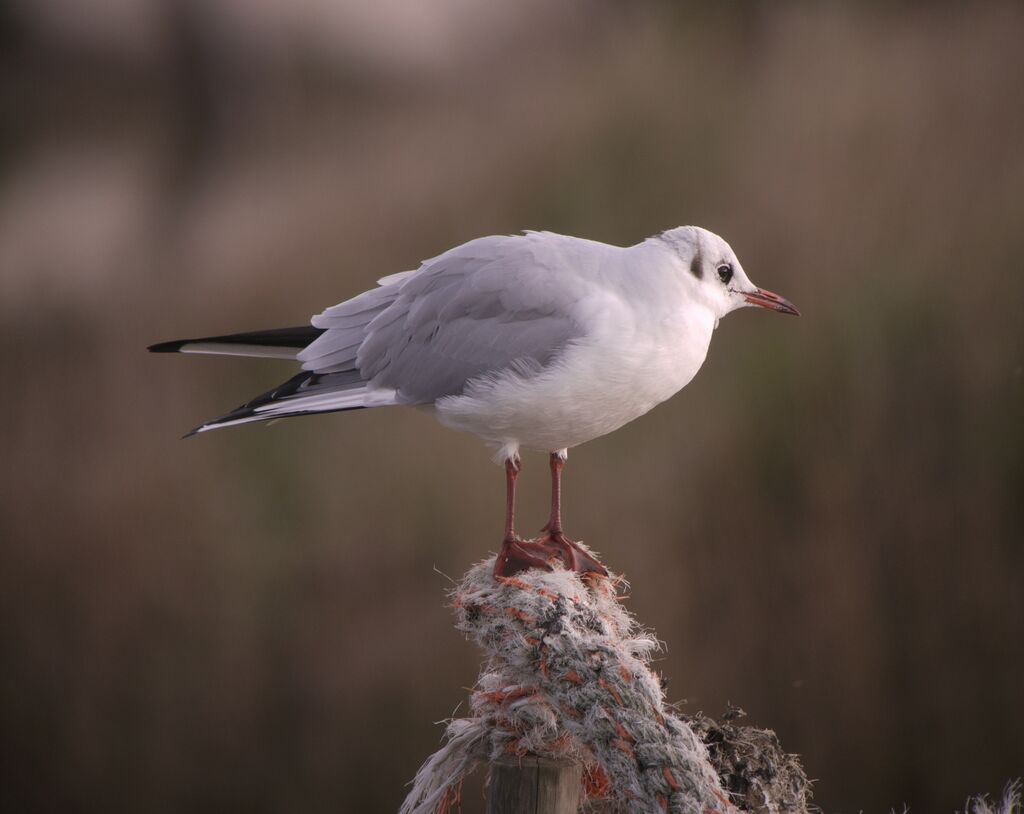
[1,2,1022,812]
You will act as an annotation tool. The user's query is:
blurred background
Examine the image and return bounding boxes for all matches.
[2,1,1022,812]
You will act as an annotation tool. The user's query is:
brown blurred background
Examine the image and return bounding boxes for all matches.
[1,1,1022,812]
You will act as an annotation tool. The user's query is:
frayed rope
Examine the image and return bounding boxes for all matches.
[400,555,1014,814]
[401,556,750,814]
[963,780,1022,814]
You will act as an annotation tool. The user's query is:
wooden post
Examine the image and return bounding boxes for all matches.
[485,756,582,814]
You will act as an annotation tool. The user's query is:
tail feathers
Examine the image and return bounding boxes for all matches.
[149,326,325,360]
[187,369,392,436]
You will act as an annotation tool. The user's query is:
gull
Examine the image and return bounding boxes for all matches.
[150,226,798,577]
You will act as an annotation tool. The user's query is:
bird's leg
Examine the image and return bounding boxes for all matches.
[539,452,608,577]
[541,451,566,536]
[494,452,608,579]
[503,457,520,542]
[495,457,556,578]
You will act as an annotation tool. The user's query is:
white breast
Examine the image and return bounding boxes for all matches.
[432,273,716,454]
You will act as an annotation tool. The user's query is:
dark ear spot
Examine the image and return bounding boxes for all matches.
[689,251,703,279]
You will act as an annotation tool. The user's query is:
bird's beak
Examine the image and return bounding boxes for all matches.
[743,287,800,316]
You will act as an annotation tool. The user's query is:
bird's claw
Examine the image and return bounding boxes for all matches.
[493,533,608,579]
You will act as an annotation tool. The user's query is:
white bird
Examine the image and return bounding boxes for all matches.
[151,226,798,577]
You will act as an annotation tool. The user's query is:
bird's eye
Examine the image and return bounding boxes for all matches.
[717,264,733,284]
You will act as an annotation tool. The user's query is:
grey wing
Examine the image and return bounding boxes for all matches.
[297,269,416,374]
[339,235,583,404]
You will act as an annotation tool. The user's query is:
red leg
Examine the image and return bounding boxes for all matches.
[495,458,556,577]
[542,452,565,535]
[494,453,608,579]
[503,457,519,542]
[541,452,608,577]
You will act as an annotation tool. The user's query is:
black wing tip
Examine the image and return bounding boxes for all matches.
[148,326,325,355]
[180,403,367,439]
[149,339,188,353]
[172,367,370,438]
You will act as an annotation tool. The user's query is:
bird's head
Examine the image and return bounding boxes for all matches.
[658,226,800,320]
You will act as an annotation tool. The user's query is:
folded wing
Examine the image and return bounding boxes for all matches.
[171,232,590,433]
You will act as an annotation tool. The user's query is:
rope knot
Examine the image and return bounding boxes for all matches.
[400,557,810,814]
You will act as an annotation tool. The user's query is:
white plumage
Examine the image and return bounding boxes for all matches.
[167,227,794,449]
[152,225,798,575]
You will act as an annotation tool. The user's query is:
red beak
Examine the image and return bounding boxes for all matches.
[743,287,800,316]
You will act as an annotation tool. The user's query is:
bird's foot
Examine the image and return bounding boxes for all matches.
[493,532,608,579]
[494,537,559,578]
[543,530,609,577]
